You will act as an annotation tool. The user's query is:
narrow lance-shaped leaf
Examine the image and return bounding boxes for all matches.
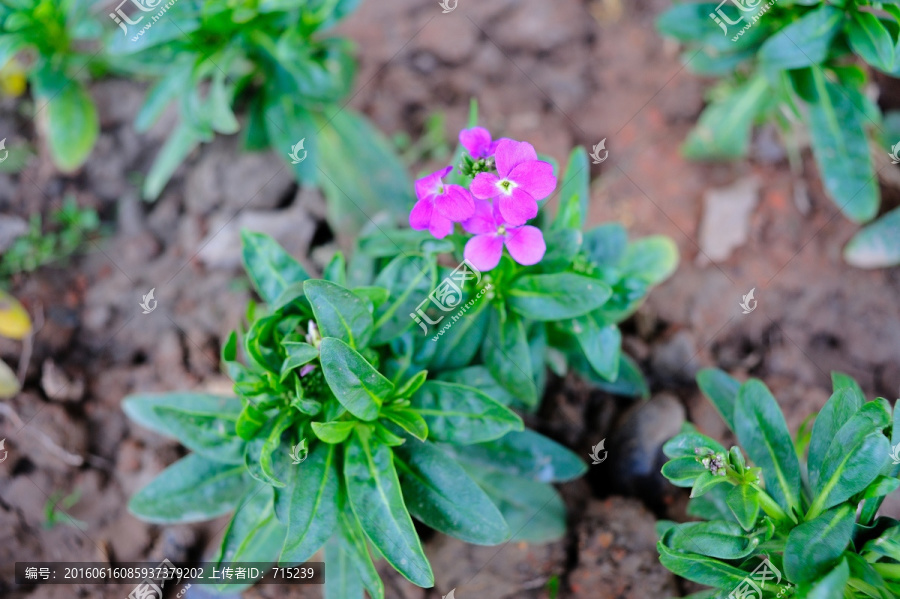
[807,379,864,490]
[410,381,523,445]
[784,504,855,584]
[696,368,740,432]
[304,279,373,348]
[320,337,392,421]
[482,308,537,405]
[241,230,310,305]
[344,430,434,587]
[734,380,802,516]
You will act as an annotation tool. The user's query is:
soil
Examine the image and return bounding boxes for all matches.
[2,0,900,598]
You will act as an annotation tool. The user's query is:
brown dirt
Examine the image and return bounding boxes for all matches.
[2,0,900,598]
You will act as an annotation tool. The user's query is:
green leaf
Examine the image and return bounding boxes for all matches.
[315,110,415,233]
[806,69,879,223]
[847,13,895,72]
[726,484,761,532]
[655,3,720,42]
[129,454,249,523]
[323,534,365,599]
[482,308,537,405]
[244,411,295,487]
[323,251,347,286]
[344,431,434,587]
[393,370,428,398]
[241,230,310,305]
[435,366,516,406]
[799,558,849,599]
[657,539,751,589]
[123,393,242,437]
[32,69,98,172]
[784,504,855,584]
[757,5,843,73]
[427,292,490,370]
[690,471,730,498]
[808,381,864,491]
[372,255,436,345]
[844,206,900,268]
[142,121,201,200]
[280,341,319,381]
[696,368,740,432]
[394,440,509,545]
[150,405,245,464]
[320,337,391,421]
[552,146,590,230]
[305,279,373,348]
[335,507,384,599]
[663,521,757,560]
[571,312,621,381]
[619,236,679,285]
[264,90,318,182]
[235,403,268,440]
[275,443,339,564]
[410,381,522,445]
[809,403,891,517]
[381,406,428,441]
[583,223,628,267]
[573,352,648,397]
[539,228,582,270]
[463,462,567,543]
[310,421,356,444]
[439,429,587,483]
[663,429,727,459]
[0,359,18,399]
[734,379,802,516]
[683,76,770,160]
[215,485,284,579]
[661,456,708,488]
[508,273,611,321]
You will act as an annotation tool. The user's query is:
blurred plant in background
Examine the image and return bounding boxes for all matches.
[657,1,900,268]
[0,290,31,399]
[0,196,100,278]
[0,0,104,171]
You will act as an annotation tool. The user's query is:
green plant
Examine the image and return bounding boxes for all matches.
[44,489,86,530]
[357,124,678,405]
[0,197,100,278]
[123,229,587,597]
[0,0,103,171]
[109,0,413,231]
[656,1,900,268]
[0,289,31,398]
[658,368,900,597]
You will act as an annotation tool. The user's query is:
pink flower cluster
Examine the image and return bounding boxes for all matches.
[409,127,557,271]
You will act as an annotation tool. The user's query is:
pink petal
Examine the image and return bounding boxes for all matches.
[508,160,556,201]
[471,172,502,199]
[462,199,497,235]
[409,199,433,230]
[464,234,504,271]
[435,185,475,222]
[459,127,492,158]
[429,212,454,239]
[414,166,453,201]
[494,139,537,177]
[504,225,546,266]
[497,187,538,226]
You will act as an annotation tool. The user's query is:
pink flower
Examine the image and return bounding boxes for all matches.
[462,200,546,271]
[459,127,502,159]
[470,139,556,226]
[410,166,475,238]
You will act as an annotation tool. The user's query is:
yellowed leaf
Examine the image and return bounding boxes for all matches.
[0,358,19,398]
[0,290,31,340]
